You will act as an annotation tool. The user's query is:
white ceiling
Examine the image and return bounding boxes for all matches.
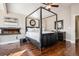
[6,3,72,16]
[7,3,43,15]
[0,3,79,20]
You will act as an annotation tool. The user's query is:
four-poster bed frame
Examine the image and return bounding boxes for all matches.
[25,7,58,49]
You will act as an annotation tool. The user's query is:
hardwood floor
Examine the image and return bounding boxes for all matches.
[0,40,79,56]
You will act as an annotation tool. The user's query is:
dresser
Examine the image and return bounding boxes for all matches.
[58,32,66,41]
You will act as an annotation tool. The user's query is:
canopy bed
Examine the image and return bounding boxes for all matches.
[25,7,58,49]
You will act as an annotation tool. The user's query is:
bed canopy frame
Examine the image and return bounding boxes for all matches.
[25,7,58,49]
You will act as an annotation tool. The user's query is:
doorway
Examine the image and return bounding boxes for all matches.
[75,16,79,42]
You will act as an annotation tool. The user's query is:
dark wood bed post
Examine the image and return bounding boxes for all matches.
[25,17,27,32]
[56,14,58,41]
[40,7,42,51]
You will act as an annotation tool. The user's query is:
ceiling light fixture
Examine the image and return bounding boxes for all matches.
[45,4,52,10]
[43,3,59,11]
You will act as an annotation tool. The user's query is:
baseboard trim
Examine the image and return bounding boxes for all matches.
[0,40,20,45]
[65,40,75,43]
[70,41,75,43]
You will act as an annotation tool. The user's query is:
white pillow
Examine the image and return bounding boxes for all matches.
[27,28,34,32]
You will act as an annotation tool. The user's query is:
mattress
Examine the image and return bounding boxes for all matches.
[42,31,55,34]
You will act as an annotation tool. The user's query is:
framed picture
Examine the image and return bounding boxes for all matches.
[30,19,36,26]
[27,18,39,28]
[55,20,63,29]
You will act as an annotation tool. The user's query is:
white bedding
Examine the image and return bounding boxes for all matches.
[26,31,55,43]
[26,31,40,42]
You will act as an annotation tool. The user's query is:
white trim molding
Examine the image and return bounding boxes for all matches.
[0,40,20,45]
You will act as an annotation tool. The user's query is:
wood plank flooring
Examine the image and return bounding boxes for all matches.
[0,40,79,56]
